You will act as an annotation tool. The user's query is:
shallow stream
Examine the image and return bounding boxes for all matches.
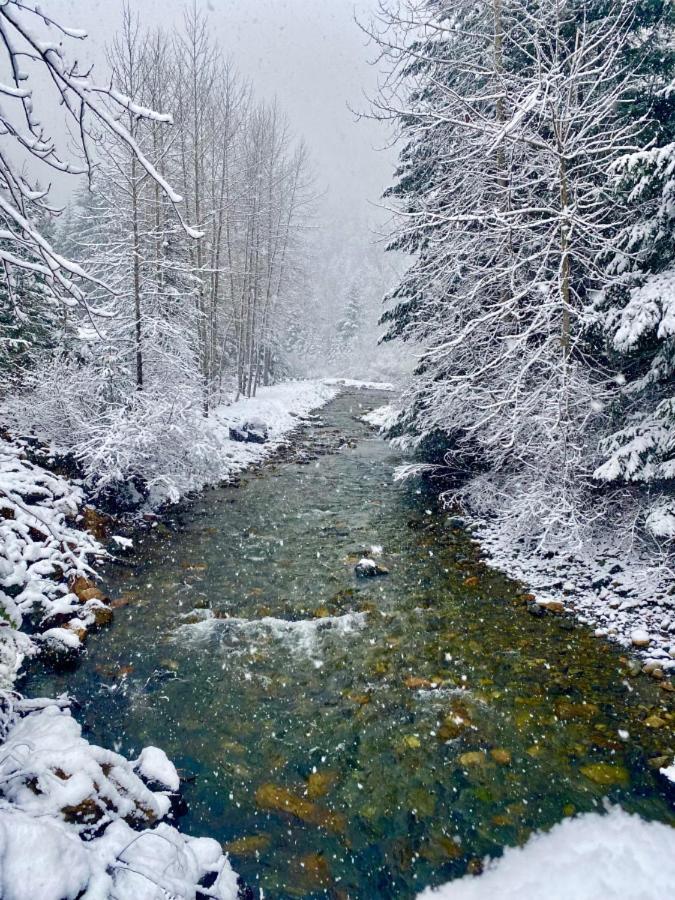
[22,389,675,899]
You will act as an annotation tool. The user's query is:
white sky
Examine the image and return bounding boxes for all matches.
[59,0,395,231]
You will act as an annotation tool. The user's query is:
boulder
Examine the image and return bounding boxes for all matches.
[229,420,269,444]
[355,558,389,577]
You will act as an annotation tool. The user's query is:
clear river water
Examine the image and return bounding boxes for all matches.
[21,389,675,899]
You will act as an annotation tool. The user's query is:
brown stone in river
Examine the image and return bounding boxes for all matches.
[79,587,107,603]
[110,596,131,609]
[490,748,512,765]
[82,506,111,540]
[346,692,371,706]
[223,833,271,856]
[458,751,487,767]
[69,575,102,602]
[580,763,630,786]
[88,604,113,628]
[254,783,345,833]
[404,675,435,690]
[291,853,332,891]
[306,770,338,800]
[554,699,600,720]
[64,622,88,643]
[644,715,667,729]
[466,858,484,876]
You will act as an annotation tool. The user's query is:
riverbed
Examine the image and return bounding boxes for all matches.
[21,389,675,899]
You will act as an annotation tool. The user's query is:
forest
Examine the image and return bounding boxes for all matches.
[0,1,674,899]
[373,0,675,549]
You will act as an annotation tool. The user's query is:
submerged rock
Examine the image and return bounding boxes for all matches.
[224,834,271,856]
[580,762,630,785]
[306,770,338,800]
[490,748,512,765]
[254,783,345,833]
[458,751,487,767]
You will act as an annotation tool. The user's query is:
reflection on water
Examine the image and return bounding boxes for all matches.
[21,391,675,899]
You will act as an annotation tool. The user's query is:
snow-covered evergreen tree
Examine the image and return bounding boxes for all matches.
[372,0,648,542]
[591,4,675,535]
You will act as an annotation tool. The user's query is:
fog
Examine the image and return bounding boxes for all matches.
[60,0,394,231]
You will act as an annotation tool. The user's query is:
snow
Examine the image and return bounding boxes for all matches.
[0,439,103,691]
[0,703,238,900]
[660,760,675,784]
[417,806,675,900]
[362,402,400,430]
[0,809,91,900]
[135,747,180,792]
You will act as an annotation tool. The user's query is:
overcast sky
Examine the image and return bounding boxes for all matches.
[60,0,394,231]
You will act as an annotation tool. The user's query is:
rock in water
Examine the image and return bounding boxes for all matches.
[355,557,388,577]
[580,762,630,786]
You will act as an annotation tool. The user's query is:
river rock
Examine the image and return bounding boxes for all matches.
[580,762,629,785]
[306,770,337,800]
[537,599,565,613]
[224,834,271,856]
[631,629,651,648]
[355,558,388,577]
[229,420,269,444]
[644,715,666,729]
[69,575,104,603]
[458,751,487,767]
[490,748,511,765]
[527,602,546,618]
[254,783,345,833]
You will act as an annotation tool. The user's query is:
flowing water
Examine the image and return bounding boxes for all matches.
[21,390,675,899]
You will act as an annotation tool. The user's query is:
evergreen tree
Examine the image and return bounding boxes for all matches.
[591,2,675,535]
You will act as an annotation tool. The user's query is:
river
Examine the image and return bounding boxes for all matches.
[21,388,675,899]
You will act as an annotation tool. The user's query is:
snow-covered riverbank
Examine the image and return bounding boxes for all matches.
[416,805,675,900]
[364,403,675,675]
[0,379,370,900]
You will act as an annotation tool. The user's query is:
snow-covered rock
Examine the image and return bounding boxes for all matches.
[631,629,651,648]
[135,746,180,792]
[0,703,238,900]
[355,557,388,577]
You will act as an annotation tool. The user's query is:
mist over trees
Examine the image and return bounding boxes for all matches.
[0,2,403,502]
[370,0,675,550]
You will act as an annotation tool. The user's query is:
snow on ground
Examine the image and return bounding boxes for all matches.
[416,805,675,900]
[0,441,105,688]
